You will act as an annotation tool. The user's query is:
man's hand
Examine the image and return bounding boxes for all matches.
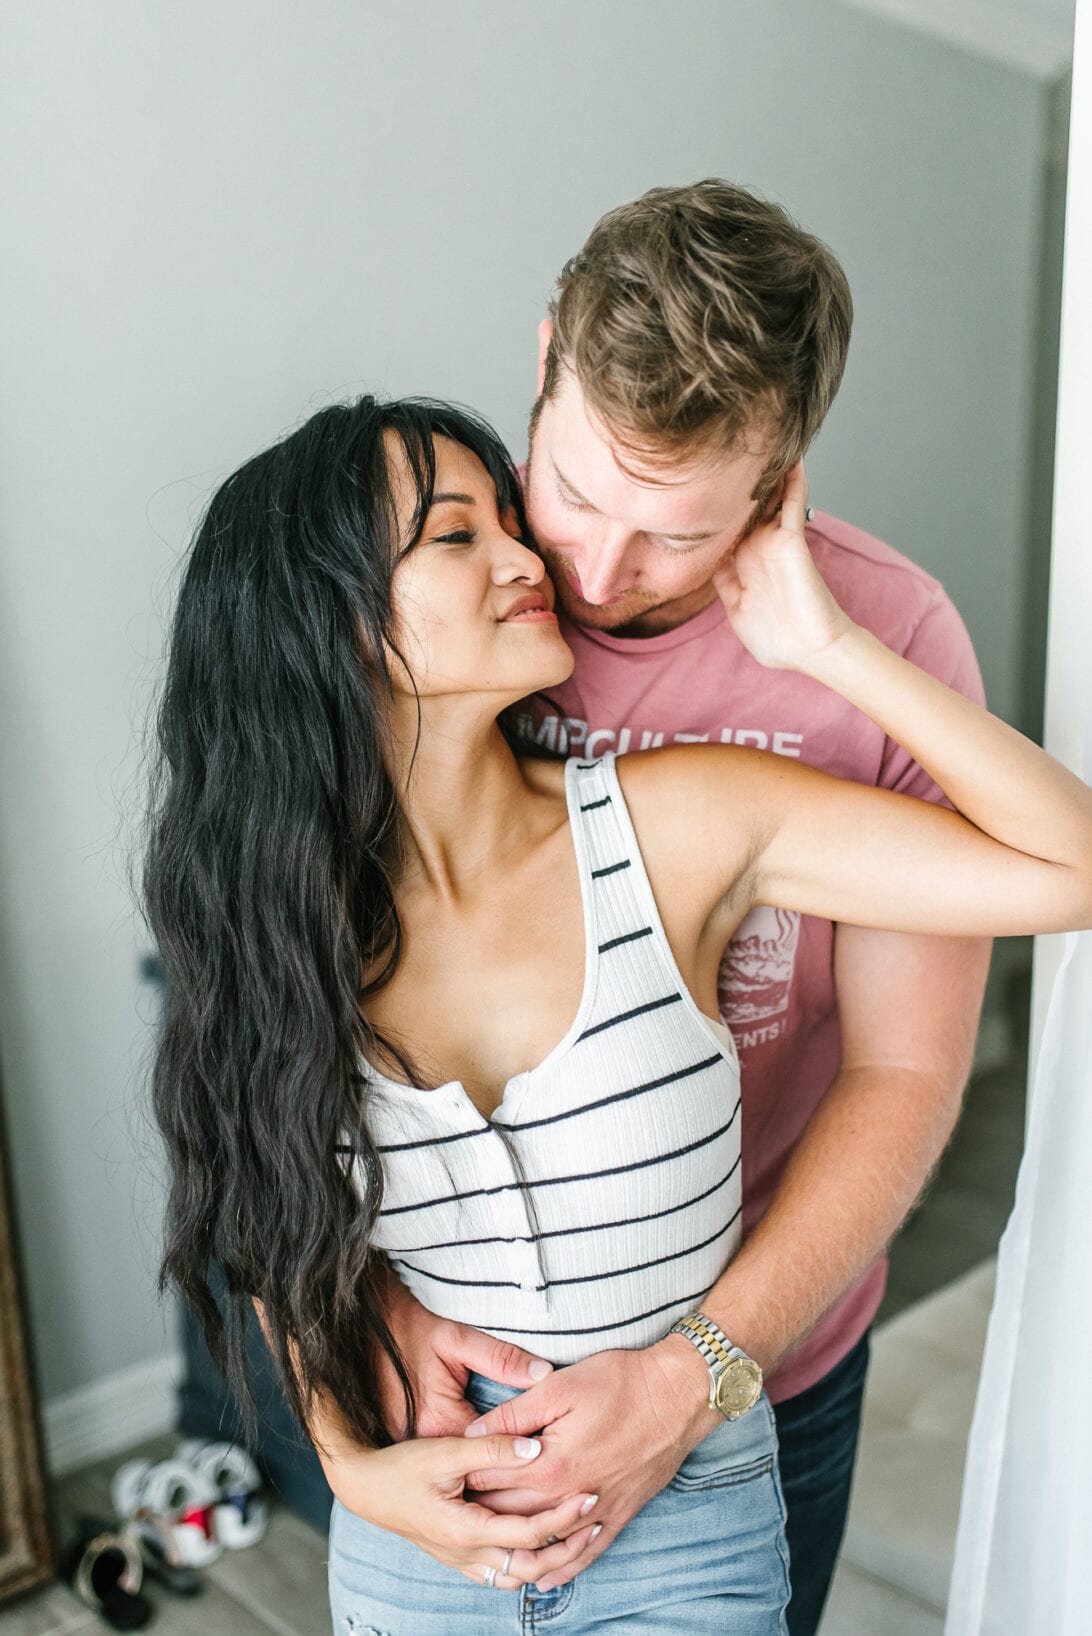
[377,1276,554,1438]
[457,1337,714,1591]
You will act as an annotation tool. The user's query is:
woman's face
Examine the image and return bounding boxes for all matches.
[387,435,574,707]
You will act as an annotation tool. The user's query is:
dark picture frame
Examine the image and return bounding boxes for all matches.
[0,1084,54,1602]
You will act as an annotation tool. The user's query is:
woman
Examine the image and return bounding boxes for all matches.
[144,394,1092,1635]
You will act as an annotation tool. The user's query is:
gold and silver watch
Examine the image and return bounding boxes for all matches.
[668,1312,764,1419]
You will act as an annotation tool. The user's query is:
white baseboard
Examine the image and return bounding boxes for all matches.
[43,1349,183,1477]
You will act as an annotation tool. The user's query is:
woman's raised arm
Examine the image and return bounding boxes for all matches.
[629,462,1092,942]
[748,628,1092,936]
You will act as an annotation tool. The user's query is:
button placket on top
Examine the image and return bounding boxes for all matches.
[486,1081,548,1298]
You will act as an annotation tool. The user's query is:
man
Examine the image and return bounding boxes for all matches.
[378,179,990,1635]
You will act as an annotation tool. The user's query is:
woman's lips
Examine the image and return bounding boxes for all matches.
[502,607,558,623]
[501,591,557,623]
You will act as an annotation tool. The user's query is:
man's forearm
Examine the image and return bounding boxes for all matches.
[686,1062,966,1373]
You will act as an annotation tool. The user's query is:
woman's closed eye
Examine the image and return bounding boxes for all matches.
[430,527,480,547]
[432,527,530,548]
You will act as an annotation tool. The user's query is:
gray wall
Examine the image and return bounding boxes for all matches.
[0,0,1068,1401]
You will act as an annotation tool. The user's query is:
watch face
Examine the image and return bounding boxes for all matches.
[715,1357,763,1417]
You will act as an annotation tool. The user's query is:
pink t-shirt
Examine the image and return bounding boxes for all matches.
[511,509,985,1403]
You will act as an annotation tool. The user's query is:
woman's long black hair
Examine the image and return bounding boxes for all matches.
[143,394,527,1450]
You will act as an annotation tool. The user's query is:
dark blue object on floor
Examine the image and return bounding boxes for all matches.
[175,1269,333,1537]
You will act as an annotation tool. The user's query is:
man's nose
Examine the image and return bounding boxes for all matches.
[572,526,635,604]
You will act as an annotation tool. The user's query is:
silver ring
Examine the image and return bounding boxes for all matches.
[545,1533,560,1544]
[483,1564,498,1588]
[804,505,815,522]
[501,1549,514,1577]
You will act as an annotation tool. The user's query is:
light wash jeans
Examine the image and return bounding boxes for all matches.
[327,1368,791,1634]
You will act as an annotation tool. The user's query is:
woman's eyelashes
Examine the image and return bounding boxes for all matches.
[431,525,531,549]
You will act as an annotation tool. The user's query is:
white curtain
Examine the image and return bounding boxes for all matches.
[944,906,1092,1634]
[945,1,1091,1620]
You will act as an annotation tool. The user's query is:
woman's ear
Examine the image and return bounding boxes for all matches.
[536,318,553,395]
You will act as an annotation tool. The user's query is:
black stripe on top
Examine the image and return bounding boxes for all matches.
[492,1054,728,1135]
[472,1286,716,1339]
[365,1053,730,1154]
[381,1156,742,1254]
[391,1263,542,1292]
[598,926,653,953]
[375,1124,493,1155]
[544,1208,742,1288]
[574,761,598,770]
[391,1208,742,1295]
[578,992,682,1042]
[590,858,630,879]
[378,1112,737,1216]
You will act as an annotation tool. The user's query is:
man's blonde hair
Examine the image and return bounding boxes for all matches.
[538,179,853,510]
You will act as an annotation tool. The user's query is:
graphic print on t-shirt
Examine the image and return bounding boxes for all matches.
[718,906,801,1032]
[512,708,804,762]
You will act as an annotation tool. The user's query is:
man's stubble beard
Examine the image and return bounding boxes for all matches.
[536,544,665,633]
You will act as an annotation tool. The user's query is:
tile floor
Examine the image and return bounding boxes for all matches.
[2,1030,1027,1636]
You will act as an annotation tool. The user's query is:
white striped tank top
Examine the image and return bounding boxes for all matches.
[347,751,742,1366]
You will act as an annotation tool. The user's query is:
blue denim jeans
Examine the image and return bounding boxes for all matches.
[327,1368,791,1634]
[772,1331,871,1636]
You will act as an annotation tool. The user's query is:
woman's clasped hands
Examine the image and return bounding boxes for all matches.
[325,1430,601,1592]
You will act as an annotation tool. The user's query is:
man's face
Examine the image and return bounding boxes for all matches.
[525,369,776,636]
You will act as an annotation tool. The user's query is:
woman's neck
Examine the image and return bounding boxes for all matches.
[388,708,549,903]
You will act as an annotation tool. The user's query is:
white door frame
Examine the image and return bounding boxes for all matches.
[1030,0,1091,1077]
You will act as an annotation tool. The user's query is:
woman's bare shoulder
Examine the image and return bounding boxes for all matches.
[613,740,780,811]
[613,743,778,907]
[517,742,797,854]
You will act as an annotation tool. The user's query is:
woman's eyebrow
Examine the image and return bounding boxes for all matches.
[428,491,477,507]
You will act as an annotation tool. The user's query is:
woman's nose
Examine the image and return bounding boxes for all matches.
[494,535,547,583]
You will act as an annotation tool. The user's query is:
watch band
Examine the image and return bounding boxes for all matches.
[668,1312,763,1417]
[671,1312,738,1373]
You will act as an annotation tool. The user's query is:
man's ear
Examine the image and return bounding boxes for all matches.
[536,318,553,395]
